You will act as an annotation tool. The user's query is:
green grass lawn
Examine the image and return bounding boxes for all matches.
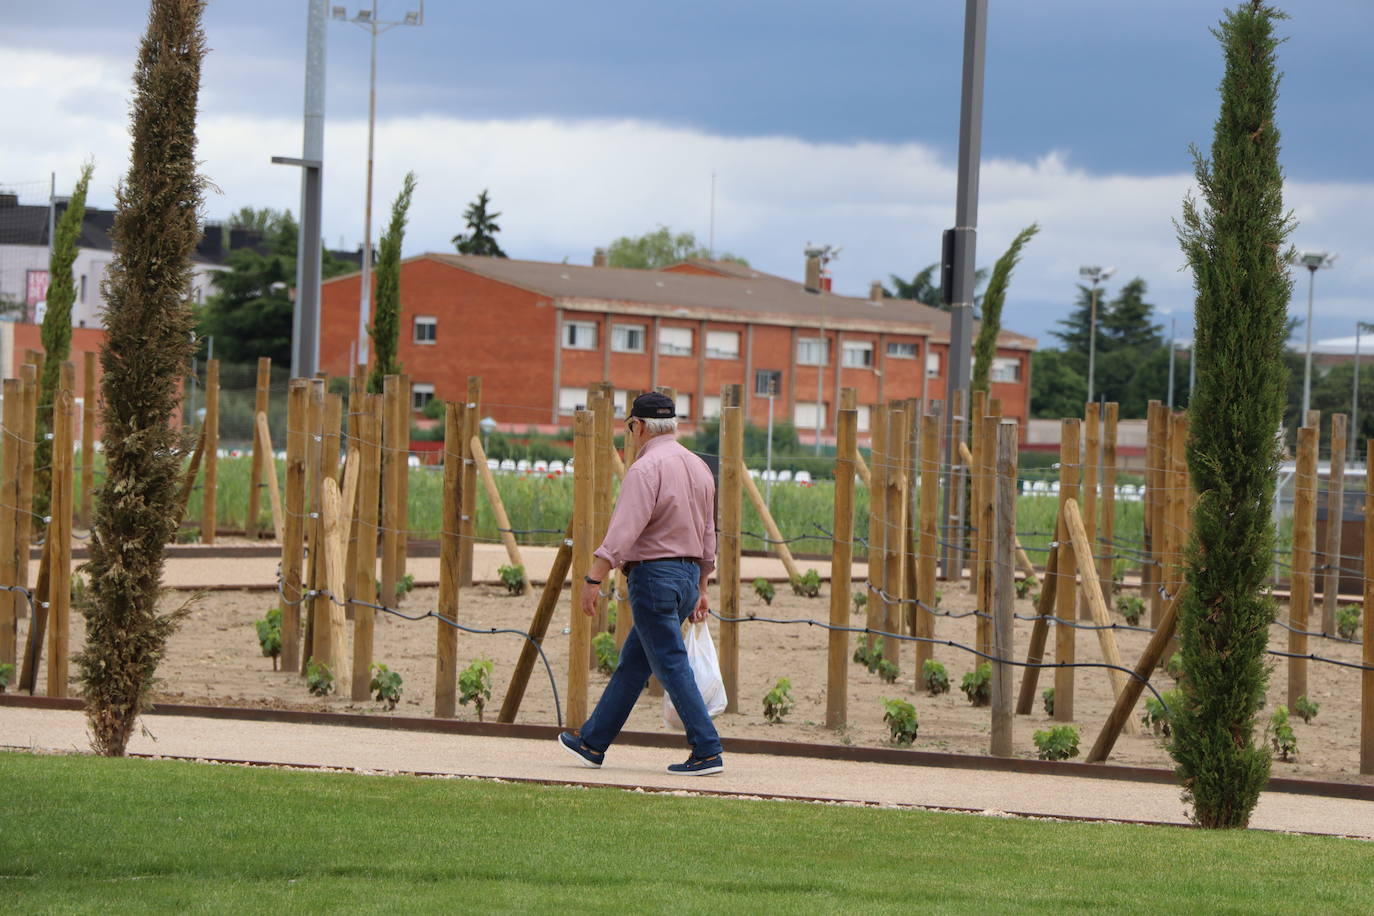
[2,753,1370,913]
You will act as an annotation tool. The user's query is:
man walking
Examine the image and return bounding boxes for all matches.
[558,391,724,775]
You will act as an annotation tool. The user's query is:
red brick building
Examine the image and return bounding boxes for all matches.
[319,254,1035,442]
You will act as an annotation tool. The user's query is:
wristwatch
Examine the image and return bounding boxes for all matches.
[583,575,602,585]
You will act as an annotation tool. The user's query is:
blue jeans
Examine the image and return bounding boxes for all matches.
[579,559,723,759]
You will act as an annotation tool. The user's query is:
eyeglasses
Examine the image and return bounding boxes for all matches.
[625,418,640,433]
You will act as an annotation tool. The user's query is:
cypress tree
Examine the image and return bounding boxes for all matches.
[34,162,94,516]
[1170,1,1293,828]
[972,223,1038,393]
[367,172,416,395]
[75,0,206,757]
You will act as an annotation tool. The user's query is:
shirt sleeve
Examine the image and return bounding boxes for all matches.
[593,461,657,569]
[699,473,717,578]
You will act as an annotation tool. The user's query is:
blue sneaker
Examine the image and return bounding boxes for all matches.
[667,753,724,776]
[558,732,604,769]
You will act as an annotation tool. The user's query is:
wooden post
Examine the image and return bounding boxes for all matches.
[719,403,743,713]
[499,519,575,724]
[201,358,218,544]
[1054,418,1080,722]
[0,379,17,667]
[1289,423,1317,708]
[591,388,612,648]
[567,409,594,726]
[435,400,464,716]
[458,376,481,587]
[1086,587,1185,763]
[280,380,309,673]
[1162,411,1188,663]
[43,388,74,697]
[16,364,37,616]
[246,356,270,540]
[318,478,351,688]
[1362,438,1373,775]
[615,391,641,651]
[80,350,96,529]
[1146,401,1166,627]
[255,412,284,541]
[990,420,1017,756]
[394,375,412,582]
[380,376,401,616]
[865,403,887,648]
[882,403,906,667]
[827,407,857,729]
[966,390,986,595]
[350,395,382,702]
[1081,402,1099,620]
[975,413,996,657]
[1099,402,1118,608]
[916,411,939,673]
[1322,413,1347,634]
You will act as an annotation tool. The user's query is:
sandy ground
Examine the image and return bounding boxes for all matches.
[14,546,1371,788]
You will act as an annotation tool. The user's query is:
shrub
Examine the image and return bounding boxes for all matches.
[921,660,949,696]
[763,677,794,723]
[1042,687,1055,716]
[459,658,493,721]
[790,569,821,598]
[254,607,282,670]
[1270,706,1297,762]
[752,578,775,606]
[882,697,919,746]
[1292,694,1318,725]
[1336,604,1360,640]
[368,663,403,709]
[1015,577,1034,600]
[1034,725,1080,761]
[960,663,992,707]
[873,658,899,684]
[305,658,334,697]
[853,637,882,670]
[1166,651,1185,684]
[933,589,943,608]
[498,564,525,596]
[852,590,867,614]
[592,632,618,675]
[1116,594,1145,627]
[0,662,12,693]
[1142,690,1182,737]
[395,573,415,600]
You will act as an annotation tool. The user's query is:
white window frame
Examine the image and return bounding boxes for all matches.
[658,326,694,357]
[991,357,1022,383]
[414,315,437,345]
[703,395,722,420]
[411,383,436,412]
[841,340,874,369]
[674,393,691,419]
[705,330,740,360]
[563,320,597,350]
[793,401,828,429]
[855,404,871,432]
[557,387,587,415]
[886,341,916,359]
[611,323,645,353]
[754,369,781,397]
[926,351,941,378]
[796,337,829,366]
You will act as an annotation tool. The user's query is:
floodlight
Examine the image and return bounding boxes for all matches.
[331,5,346,19]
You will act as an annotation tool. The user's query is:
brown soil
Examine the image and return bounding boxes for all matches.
[18,580,1372,786]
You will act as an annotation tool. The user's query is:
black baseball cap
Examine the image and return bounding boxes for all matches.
[630,391,676,419]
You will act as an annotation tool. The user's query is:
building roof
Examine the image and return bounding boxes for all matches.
[382,253,1034,348]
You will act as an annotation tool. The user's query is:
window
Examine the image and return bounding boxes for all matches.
[793,401,828,429]
[563,320,597,350]
[926,351,941,378]
[673,393,691,418]
[754,369,781,397]
[796,337,829,366]
[855,404,871,432]
[414,315,437,344]
[612,324,645,353]
[991,357,1022,383]
[705,330,740,359]
[841,341,873,368]
[558,387,587,415]
[887,341,916,359]
[658,326,693,356]
[411,383,435,412]
[703,395,722,419]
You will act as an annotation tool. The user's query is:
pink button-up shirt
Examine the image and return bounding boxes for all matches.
[593,433,717,577]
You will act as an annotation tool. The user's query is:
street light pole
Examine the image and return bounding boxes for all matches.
[1290,250,1336,418]
[1078,265,1115,405]
[1354,321,1373,464]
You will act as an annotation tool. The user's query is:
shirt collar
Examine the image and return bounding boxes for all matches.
[637,433,675,456]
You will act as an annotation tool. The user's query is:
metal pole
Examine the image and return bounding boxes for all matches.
[1302,265,1316,417]
[939,0,986,579]
[1087,281,1099,404]
[357,3,379,369]
[1355,323,1363,465]
[1166,316,1176,409]
[765,386,775,508]
[294,0,326,379]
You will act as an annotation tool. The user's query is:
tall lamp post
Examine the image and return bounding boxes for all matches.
[1354,320,1374,463]
[1078,265,1115,404]
[1290,249,1337,418]
[332,1,424,372]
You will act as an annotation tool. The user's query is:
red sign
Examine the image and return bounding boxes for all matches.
[26,269,49,307]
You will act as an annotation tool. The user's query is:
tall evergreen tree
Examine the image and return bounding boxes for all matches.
[76,0,206,757]
[34,162,94,516]
[1170,1,1293,828]
[451,188,507,257]
[972,224,1038,393]
[368,171,416,394]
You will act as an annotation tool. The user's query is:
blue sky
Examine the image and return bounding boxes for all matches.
[4,0,1372,350]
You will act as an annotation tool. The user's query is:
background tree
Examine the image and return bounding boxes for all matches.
[883,264,988,309]
[34,162,94,516]
[452,189,506,257]
[1046,276,1166,416]
[606,226,746,269]
[368,171,416,394]
[225,205,288,235]
[1029,350,1085,419]
[1170,0,1293,829]
[972,224,1038,393]
[76,0,207,758]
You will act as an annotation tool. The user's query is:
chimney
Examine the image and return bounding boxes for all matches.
[804,255,821,293]
[0,193,17,208]
[592,247,608,268]
[869,281,883,303]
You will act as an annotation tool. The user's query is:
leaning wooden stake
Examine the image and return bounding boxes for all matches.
[1321,413,1347,634]
[435,401,464,716]
[1289,423,1316,708]
[470,434,530,594]
[246,356,270,540]
[499,519,575,724]
[566,409,594,726]
[719,403,743,713]
[741,472,801,581]
[990,420,1017,757]
[254,411,284,542]
[1086,587,1185,763]
[826,407,857,729]
[201,358,219,544]
[176,425,206,521]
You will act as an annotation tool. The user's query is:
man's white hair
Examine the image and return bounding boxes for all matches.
[642,416,678,435]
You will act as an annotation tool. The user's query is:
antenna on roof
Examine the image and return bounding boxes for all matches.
[708,171,716,260]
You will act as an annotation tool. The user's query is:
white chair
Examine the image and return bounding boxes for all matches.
[486,458,499,471]
[549,460,565,473]
[499,459,517,472]
[777,470,793,482]
[516,459,531,472]
[407,455,421,468]
[533,460,549,473]
[795,470,812,484]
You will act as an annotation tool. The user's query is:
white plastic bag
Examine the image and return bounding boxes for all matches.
[662,621,728,730]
